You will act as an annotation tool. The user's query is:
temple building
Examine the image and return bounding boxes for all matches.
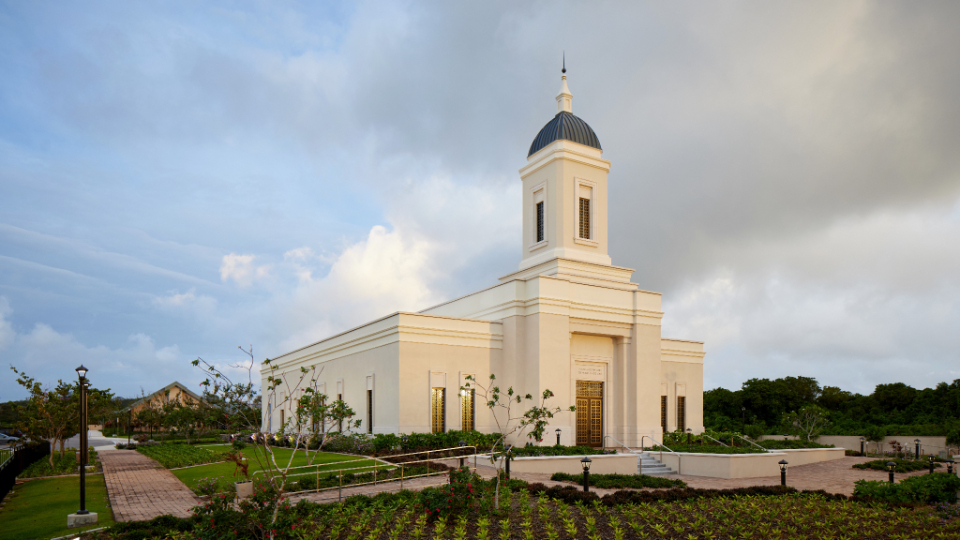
[264,68,705,447]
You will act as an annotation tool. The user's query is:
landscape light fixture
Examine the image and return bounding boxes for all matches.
[859,436,865,456]
[556,428,561,446]
[915,439,921,460]
[928,455,935,475]
[459,440,466,468]
[581,456,592,492]
[947,460,954,475]
[778,459,788,487]
[887,462,896,483]
[741,406,746,434]
[686,427,692,446]
[505,445,513,480]
[68,365,97,529]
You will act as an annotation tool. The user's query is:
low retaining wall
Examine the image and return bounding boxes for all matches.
[655,446,845,479]
[496,454,639,475]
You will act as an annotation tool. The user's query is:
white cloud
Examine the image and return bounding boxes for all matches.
[219,254,263,287]
[0,297,14,351]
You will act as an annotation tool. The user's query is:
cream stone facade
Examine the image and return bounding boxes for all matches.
[265,70,705,447]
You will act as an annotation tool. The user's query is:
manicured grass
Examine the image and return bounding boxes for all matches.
[136,444,226,468]
[19,448,100,478]
[170,444,382,494]
[0,474,113,540]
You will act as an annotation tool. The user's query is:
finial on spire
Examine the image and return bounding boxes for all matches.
[556,53,572,113]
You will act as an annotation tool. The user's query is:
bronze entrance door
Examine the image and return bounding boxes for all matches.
[576,381,603,447]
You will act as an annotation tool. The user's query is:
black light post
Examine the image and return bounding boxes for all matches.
[401,434,408,452]
[740,406,745,435]
[887,461,896,484]
[458,440,466,469]
[914,439,921,460]
[504,445,512,480]
[686,428,692,446]
[928,455,935,475]
[859,436,865,456]
[556,428,561,446]
[127,410,131,445]
[76,365,89,516]
[778,459,788,487]
[581,456,592,492]
[948,460,954,475]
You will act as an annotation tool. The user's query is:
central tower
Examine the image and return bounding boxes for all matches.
[517,67,613,272]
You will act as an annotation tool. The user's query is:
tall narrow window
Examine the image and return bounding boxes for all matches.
[677,396,686,433]
[337,393,343,432]
[661,395,667,434]
[461,389,475,431]
[431,388,446,433]
[578,197,591,239]
[536,201,545,243]
[367,389,373,434]
[280,409,285,428]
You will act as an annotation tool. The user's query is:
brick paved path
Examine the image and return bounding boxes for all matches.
[100,450,201,521]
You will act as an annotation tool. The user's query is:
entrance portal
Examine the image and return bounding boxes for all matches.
[575,381,603,447]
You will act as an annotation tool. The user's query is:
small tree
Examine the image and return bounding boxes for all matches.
[782,404,828,441]
[945,428,960,454]
[864,425,886,454]
[191,345,359,535]
[461,374,575,509]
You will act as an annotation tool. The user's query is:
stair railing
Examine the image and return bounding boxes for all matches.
[701,434,728,447]
[641,435,682,475]
[731,434,770,452]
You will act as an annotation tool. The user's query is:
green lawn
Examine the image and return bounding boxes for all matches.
[171,445,387,493]
[0,475,113,540]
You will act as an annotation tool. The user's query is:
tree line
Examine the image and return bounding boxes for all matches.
[705,376,960,441]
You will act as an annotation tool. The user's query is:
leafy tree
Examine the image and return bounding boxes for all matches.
[873,383,918,413]
[461,374,575,509]
[782,404,829,441]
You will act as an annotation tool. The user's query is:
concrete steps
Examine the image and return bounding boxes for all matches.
[637,452,676,475]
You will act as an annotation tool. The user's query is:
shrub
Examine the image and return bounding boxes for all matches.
[509,445,615,457]
[757,440,834,450]
[650,444,766,454]
[853,473,960,504]
[550,472,686,489]
[415,467,483,519]
[853,458,941,473]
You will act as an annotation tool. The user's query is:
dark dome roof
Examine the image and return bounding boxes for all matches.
[528,111,602,157]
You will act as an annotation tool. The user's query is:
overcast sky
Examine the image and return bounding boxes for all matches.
[2,1,959,400]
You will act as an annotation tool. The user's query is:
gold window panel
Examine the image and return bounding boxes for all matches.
[461,389,475,432]
[575,381,603,447]
[661,395,667,434]
[677,396,686,433]
[431,388,446,434]
[578,197,590,239]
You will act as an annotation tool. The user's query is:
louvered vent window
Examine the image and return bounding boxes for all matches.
[536,201,545,243]
[579,197,590,239]
[461,389,475,431]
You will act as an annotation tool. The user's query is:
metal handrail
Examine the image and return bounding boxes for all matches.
[641,435,682,475]
[731,434,770,452]
[603,435,639,453]
[701,434,728,447]
[253,445,479,501]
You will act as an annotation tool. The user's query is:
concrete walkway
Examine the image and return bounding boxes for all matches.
[99,450,201,522]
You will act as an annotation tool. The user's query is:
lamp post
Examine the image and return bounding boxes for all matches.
[401,434,408,452]
[581,456,592,492]
[948,460,954,475]
[67,365,97,529]
[929,455,935,475]
[915,439,921,460]
[887,461,896,484]
[459,440,466,469]
[859,436,865,456]
[504,445,512,480]
[740,406,746,435]
[778,459,788,487]
[556,428,561,446]
[686,428,692,446]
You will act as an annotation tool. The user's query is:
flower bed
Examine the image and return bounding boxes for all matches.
[135,444,226,468]
[758,440,834,450]
[549,472,685,489]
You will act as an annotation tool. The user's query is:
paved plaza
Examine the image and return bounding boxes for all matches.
[99,450,201,522]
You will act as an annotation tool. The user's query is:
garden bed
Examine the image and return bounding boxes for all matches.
[853,458,942,473]
[135,444,227,468]
[508,445,615,457]
[549,472,685,489]
[650,444,766,454]
[18,448,99,478]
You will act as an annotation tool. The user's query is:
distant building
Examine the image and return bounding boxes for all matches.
[127,381,204,414]
[264,69,705,447]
